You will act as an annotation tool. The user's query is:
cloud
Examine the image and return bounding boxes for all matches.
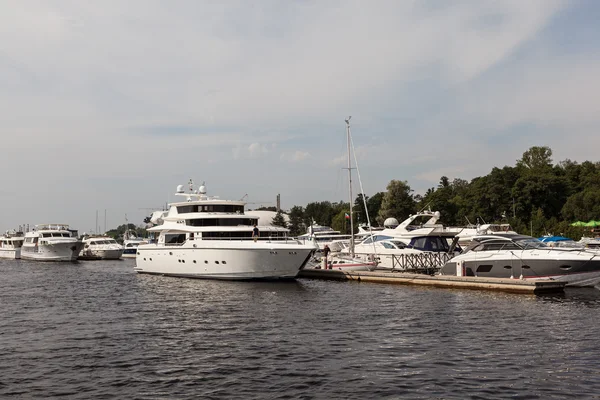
[1,0,597,231]
[280,151,311,163]
[248,142,269,157]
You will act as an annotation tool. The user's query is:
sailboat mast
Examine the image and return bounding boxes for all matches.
[345,116,354,257]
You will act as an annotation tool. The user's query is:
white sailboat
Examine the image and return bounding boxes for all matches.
[318,117,377,271]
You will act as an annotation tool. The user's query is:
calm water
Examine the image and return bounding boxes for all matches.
[1,259,600,399]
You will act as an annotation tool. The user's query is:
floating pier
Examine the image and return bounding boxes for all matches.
[298,269,565,294]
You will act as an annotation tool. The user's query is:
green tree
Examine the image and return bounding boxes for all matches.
[331,209,351,234]
[377,180,416,225]
[516,146,553,171]
[105,223,146,242]
[256,206,277,211]
[561,188,600,222]
[354,193,368,225]
[366,192,384,226]
[512,174,568,222]
[288,206,304,236]
[271,210,288,229]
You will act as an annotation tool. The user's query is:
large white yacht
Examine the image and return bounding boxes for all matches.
[79,236,124,260]
[135,180,316,280]
[0,230,25,259]
[21,224,84,261]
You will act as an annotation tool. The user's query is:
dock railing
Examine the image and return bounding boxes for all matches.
[389,252,456,275]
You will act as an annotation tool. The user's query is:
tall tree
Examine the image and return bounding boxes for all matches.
[304,201,335,228]
[561,189,600,222]
[271,210,288,229]
[516,146,553,171]
[377,180,416,225]
[354,193,368,225]
[288,206,304,236]
[366,192,385,226]
[512,174,569,222]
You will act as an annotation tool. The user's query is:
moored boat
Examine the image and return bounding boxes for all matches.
[298,224,352,250]
[21,224,84,262]
[439,234,600,287]
[80,236,124,260]
[121,230,148,259]
[341,210,460,270]
[134,180,315,280]
[0,230,25,259]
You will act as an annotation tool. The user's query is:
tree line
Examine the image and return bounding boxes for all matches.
[276,146,600,240]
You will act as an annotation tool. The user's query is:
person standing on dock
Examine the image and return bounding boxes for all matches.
[252,224,259,242]
[322,244,331,269]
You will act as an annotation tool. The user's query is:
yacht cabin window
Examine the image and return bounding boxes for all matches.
[472,241,520,251]
[165,234,186,245]
[41,233,70,238]
[186,218,258,227]
[409,236,451,252]
[202,230,287,239]
[177,204,245,214]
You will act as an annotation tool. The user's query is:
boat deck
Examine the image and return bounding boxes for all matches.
[298,269,565,294]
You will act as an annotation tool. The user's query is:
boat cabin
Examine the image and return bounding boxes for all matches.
[0,232,24,249]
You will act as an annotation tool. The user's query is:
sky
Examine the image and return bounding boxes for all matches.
[1,0,599,233]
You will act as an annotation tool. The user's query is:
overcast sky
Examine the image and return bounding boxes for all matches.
[1,0,598,233]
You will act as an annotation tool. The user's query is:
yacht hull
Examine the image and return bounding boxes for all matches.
[135,242,315,280]
[441,257,600,287]
[0,249,21,259]
[121,251,137,259]
[80,249,124,260]
[21,242,84,262]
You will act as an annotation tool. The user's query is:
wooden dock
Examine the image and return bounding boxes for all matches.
[298,269,565,294]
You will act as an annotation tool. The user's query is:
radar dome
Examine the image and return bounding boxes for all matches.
[199,184,207,194]
[384,217,399,229]
[434,211,441,219]
[176,185,184,193]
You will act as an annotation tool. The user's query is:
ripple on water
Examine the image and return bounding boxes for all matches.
[1,259,600,398]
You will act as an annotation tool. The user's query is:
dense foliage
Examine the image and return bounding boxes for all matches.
[286,146,600,239]
[105,224,147,241]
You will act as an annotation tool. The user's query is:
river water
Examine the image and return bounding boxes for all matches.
[1,259,600,399]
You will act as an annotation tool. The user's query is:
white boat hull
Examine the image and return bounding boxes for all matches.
[523,270,600,288]
[135,242,315,280]
[0,248,21,259]
[21,242,84,262]
[80,248,124,260]
[441,246,600,288]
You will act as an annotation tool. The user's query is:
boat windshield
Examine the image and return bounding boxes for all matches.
[544,240,584,249]
[515,238,548,250]
[360,235,393,245]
